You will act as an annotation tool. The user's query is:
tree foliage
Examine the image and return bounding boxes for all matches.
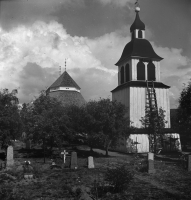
[177,82,191,142]
[20,91,72,153]
[0,89,22,148]
[140,107,167,153]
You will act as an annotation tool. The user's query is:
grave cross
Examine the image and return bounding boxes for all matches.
[61,150,68,163]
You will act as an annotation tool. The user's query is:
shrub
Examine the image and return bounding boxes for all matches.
[105,164,134,193]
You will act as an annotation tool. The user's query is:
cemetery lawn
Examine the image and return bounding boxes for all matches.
[1,144,191,200]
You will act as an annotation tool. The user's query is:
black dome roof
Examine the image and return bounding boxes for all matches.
[130,12,145,32]
[115,39,163,66]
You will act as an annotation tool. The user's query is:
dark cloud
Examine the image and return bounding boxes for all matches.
[18,62,57,103]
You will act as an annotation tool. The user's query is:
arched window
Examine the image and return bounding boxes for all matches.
[138,30,142,38]
[147,61,156,81]
[121,66,124,84]
[137,61,145,80]
[125,63,130,82]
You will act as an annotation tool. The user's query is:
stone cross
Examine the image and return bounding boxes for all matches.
[61,150,68,163]
[148,152,155,173]
[6,146,14,169]
[188,155,191,172]
[70,152,78,169]
[88,156,94,169]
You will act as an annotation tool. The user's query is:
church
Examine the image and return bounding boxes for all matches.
[46,69,86,107]
[111,5,181,153]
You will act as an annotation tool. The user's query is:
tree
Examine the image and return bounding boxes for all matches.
[140,107,167,153]
[20,91,72,162]
[89,98,135,156]
[0,89,22,149]
[177,82,191,145]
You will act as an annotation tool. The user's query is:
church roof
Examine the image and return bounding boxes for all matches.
[115,39,163,66]
[49,90,86,107]
[111,81,170,93]
[130,12,145,32]
[49,71,81,90]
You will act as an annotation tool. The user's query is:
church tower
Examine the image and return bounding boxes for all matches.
[111,5,171,128]
[47,69,86,107]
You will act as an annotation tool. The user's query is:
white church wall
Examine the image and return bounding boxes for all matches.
[112,87,130,116]
[155,88,171,128]
[114,133,181,153]
[130,87,146,128]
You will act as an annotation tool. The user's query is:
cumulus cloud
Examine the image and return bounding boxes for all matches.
[0,19,190,107]
[0,20,117,103]
[98,0,134,7]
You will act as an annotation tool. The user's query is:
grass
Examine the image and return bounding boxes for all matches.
[0,145,191,199]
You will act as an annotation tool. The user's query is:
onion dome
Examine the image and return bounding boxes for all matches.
[130,6,145,32]
[115,39,163,66]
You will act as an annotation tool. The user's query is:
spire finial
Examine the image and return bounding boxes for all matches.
[65,59,67,71]
[135,0,140,12]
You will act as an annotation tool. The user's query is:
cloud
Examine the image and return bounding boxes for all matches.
[98,0,134,7]
[0,19,190,108]
[0,20,117,103]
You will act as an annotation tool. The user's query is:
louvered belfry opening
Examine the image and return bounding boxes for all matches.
[147,61,156,81]
[137,60,145,80]
[125,63,130,82]
[121,66,124,84]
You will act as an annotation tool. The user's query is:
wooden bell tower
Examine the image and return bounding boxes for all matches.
[111,5,171,128]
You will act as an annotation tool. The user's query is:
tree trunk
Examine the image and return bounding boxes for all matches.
[105,140,111,156]
[90,146,93,152]
[43,138,46,163]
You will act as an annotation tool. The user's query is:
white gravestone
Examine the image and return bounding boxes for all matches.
[6,146,14,168]
[61,150,68,164]
[148,152,155,174]
[88,156,94,169]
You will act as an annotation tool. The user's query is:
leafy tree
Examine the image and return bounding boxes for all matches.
[0,89,22,149]
[87,98,135,156]
[140,107,167,153]
[177,82,191,144]
[20,91,72,161]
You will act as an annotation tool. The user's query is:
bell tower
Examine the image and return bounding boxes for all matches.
[111,5,171,128]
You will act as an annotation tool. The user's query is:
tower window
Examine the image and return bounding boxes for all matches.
[147,61,156,81]
[125,63,130,82]
[138,30,142,38]
[121,66,124,84]
[137,61,145,80]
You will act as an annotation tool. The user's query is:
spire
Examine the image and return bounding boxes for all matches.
[130,2,145,32]
[65,59,67,71]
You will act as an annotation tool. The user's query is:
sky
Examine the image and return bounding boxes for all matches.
[0,0,190,108]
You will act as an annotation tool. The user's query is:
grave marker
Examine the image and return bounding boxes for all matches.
[6,146,14,169]
[88,156,94,168]
[71,152,78,169]
[148,152,155,174]
[61,150,68,164]
[26,140,31,150]
[188,155,191,172]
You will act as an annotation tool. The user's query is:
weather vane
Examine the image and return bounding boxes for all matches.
[135,0,140,12]
[65,58,67,71]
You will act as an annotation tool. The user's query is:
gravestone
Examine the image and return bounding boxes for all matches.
[88,156,94,169]
[61,150,68,164]
[26,140,31,149]
[6,146,14,169]
[148,152,155,173]
[188,155,191,172]
[71,152,78,169]
[23,161,34,179]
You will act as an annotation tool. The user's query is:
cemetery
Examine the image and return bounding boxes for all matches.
[0,140,191,200]
[0,2,191,200]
